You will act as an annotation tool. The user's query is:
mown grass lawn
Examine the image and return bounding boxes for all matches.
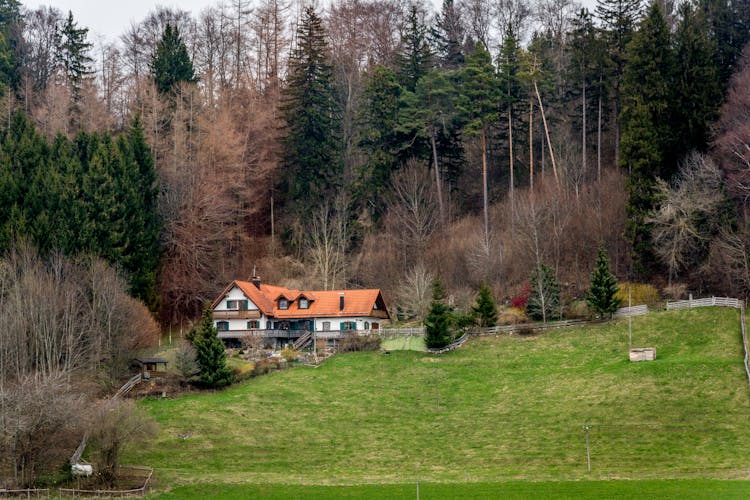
[128,308,750,495]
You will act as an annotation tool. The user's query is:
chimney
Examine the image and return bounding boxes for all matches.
[339,293,345,311]
[250,266,261,289]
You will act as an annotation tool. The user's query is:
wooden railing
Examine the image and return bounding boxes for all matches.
[427,333,469,354]
[213,309,262,320]
[615,305,649,317]
[666,296,744,310]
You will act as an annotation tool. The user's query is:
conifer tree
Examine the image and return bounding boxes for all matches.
[471,282,497,327]
[458,42,498,246]
[150,23,197,95]
[527,263,561,322]
[0,0,21,92]
[432,0,466,69]
[586,246,621,319]
[188,308,234,388]
[620,1,674,275]
[498,27,522,194]
[58,11,93,101]
[280,6,340,213]
[397,4,432,92]
[424,277,453,348]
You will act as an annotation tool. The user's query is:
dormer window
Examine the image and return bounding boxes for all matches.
[279,298,289,310]
[299,298,309,309]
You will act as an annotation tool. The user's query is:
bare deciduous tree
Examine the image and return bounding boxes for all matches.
[306,195,350,290]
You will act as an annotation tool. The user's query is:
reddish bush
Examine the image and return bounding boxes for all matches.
[511,283,531,309]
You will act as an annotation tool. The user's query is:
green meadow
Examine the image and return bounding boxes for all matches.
[128,308,750,497]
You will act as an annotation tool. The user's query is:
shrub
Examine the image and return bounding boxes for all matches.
[339,334,382,352]
[566,300,591,319]
[616,282,660,306]
[511,283,531,309]
[470,282,498,327]
[280,347,300,362]
[498,307,527,324]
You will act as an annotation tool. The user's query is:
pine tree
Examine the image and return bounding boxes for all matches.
[471,282,497,327]
[586,246,621,318]
[58,11,93,101]
[424,277,453,348]
[458,42,498,247]
[431,0,466,69]
[498,27,522,194]
[150,23,197,95]
[620,1,674,274]
[527,263,561,322]
[672,3,721,154]
[397,4,432,92]
[188,308,234,388]
[280,6,340,214]
[0,0,21,92]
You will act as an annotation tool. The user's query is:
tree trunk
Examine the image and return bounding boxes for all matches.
[529,98,534,191]
[508,104,514,196]
[582,80,587,181]
[597,76,602,182]
[430,129,445,224]
[534,78,558,184]
[481,126,489,246]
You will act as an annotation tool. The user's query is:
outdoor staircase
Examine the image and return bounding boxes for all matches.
[293,332,313,350]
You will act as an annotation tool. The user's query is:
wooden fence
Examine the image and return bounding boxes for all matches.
[666,296,744,310]
[0,489,50,498]
[614,305,649,317]
[58,466,153,498]
[427,333,469,354]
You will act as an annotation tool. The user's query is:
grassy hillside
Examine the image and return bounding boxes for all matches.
[128,308,750,493]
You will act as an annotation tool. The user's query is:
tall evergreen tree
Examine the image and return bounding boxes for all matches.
[596,0,643,163]
[150,23,197,95]
[586,245,621,318]
[397,4,432,92]
[672,3,721,154]
[188,308,234,388]
[620,1,674,275]
[498,27,522,194]
[431,0,466,69]
[58,11,93,100]
[458,42,498,246]
[280,6,341,214]
[0,0,21,92]
[424,276,453,348]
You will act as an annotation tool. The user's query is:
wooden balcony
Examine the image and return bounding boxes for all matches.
[213,309,261,320]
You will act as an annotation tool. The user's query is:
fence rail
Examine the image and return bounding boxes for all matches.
[666,296,744,310]
[0,489,50,498]
[615,305,649,317]
[427,333,469,354]
[58,466,153,498]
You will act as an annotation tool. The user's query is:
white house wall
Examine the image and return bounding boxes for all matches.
[313,317,382,331]
[214,286,260,310]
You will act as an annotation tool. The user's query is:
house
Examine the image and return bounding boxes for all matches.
[210,275,390,348]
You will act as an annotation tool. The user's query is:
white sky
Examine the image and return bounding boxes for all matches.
[24,1,217,43]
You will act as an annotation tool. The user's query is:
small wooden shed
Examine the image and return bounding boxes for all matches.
[133,357,169,377]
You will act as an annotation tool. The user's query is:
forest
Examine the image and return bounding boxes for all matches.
[0,0,748,325]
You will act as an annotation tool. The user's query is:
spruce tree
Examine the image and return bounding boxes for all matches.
[58,11,93,101]
[471,282,497,327]
[586,246,621,319]
[188,308,234,388]
[620,1,673,275]
[431,0,466,69]
[150,23,197,95]
[280,6,340,214]
[424,277,453,348]
[0,0,21,92]
[527,263,561,322]
[397,4,432,92]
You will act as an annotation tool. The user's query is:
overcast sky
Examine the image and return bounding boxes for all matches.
[25,1,217,42]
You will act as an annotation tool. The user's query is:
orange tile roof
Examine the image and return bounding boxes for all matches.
[212,280,389,319]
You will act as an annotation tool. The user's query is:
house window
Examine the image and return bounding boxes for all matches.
[299,298,309,309]
[340,321,356,331]
[372,322,379,330]
[227,300,248,310]
[247,320,259,329]
[216,321,229,331]
[266,321,272,330]
[279,298,289,310]
[364,321,370,330]
[322,321,331,331]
